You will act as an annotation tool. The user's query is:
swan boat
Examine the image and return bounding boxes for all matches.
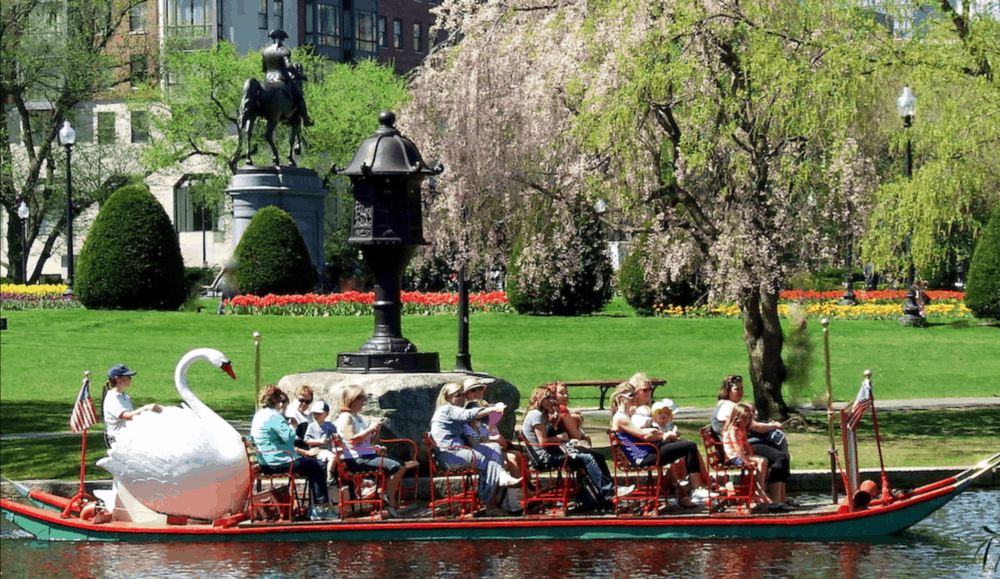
[2,457,996,542]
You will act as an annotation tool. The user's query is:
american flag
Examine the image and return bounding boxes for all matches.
[847,377,874,430]
[70,378,99,433]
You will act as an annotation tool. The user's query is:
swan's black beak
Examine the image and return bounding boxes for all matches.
[221,362,237,380]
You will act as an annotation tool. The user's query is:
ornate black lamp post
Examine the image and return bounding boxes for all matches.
[58,120,76,286]
[17,200,29,284]
[896,86,924,327]
[335,111,444,373]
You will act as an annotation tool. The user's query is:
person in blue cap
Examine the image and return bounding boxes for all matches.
[102,364,162,449]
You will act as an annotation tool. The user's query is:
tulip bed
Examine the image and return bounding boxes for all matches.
[655,290,971,320]
[225,290,514,316]
[0,284,81,311]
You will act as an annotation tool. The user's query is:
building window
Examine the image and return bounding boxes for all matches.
[378,16,387,48]
[273,0,283,30]
[97,111,116,145]
[174,175,220,233]
[165,0,215,47]
[258,0,267,29]
[131,111,149,143]
[130,3,146,32]
[393,19,403,50]
[315,3,340,46]
[130,55,148,88]
[357,11,375,53]
[413,23,422,53]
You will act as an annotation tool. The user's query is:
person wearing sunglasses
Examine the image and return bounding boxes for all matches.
[710,375,793,509]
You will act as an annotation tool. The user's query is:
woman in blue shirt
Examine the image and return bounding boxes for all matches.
[251,385,334,520]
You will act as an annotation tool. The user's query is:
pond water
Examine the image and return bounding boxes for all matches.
[2,490,998,579]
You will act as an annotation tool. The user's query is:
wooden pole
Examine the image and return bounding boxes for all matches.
[821,318,838,504]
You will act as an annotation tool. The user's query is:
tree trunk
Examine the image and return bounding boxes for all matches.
[739,286,790,421]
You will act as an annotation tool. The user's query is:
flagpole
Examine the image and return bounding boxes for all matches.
[62,371,97,518]
[254,332,262,411]
[865,370,892,502]
[821,318,838,504]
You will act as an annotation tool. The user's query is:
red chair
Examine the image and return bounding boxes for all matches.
[331,437,388,520]
[424,432,480,518]
[699,426,758,515]
[243,437,305,522]
[607,430,663,516]
[516,432,578,517]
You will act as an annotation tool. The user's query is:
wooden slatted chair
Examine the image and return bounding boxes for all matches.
[243,436,305,522]
[516,432,579,517]
[698,426,758,515]
[423,432,480,518]
[607,430,663,516]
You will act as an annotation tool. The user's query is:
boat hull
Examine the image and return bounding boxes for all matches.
[1,478,968,543]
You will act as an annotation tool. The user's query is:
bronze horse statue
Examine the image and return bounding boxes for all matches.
[239,30,313,167]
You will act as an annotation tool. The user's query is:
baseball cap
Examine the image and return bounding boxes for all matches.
[310,400,330,415]
[108,364,136,379]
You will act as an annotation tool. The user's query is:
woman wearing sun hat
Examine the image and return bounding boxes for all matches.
[101,364,162,449]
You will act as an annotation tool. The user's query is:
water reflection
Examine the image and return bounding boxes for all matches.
[2,490,997,579]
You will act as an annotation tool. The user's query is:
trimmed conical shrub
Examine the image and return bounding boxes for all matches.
[233,206,317,296]
[75,185,187,310]
[965,205,1000,321]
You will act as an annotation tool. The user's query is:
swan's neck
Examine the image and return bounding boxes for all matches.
[175,349,226,428]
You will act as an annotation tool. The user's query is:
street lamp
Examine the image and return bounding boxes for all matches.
[896,86,924,327]
[17,200,29,284]
[58,120,76,287]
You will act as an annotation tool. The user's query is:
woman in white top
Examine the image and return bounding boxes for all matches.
[333,384,405,517]
[101,364,161,448]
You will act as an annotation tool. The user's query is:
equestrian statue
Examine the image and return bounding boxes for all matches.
[239,29,315,167]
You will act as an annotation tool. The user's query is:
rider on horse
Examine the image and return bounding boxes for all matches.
[262,29,314,127]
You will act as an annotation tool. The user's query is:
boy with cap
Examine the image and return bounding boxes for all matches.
[304,400,340,485]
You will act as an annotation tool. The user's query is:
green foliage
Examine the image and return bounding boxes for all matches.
[965,205,1000,321]
[233,206,317,296]
[506,200,613,316]
[617,235,657,317]
[75,185,187,310]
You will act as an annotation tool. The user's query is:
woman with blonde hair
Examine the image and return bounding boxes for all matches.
[430,382,520,516]
[609,381,704,508]
[334,384,406,518]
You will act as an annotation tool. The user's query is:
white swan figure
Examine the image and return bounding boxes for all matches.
[97,348,251,520]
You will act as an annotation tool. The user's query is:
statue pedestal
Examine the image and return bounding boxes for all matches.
[275,371,521,462]
[226,165,328,273]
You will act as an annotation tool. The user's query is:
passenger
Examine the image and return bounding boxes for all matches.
[333,384,407,518]
[101,364,162,449]
[710,375,792,507]
[251,385,334,521]
[285,385,314,430]
[629,372,655,407]
[303,400,339,485]
[721,402,771,505]
[649,401,679,440]
[462,377,524,479]
[430,382,521,516]
[549,384,614,485]
[609,383,704,508]
[522,386,625,508]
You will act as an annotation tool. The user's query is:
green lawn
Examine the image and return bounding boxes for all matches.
[1,302,998,435]
[1,301,997,480]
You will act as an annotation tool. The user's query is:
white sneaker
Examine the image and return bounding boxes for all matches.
[617,485,636,497]
[692,488,717,500]
[499,473,522,488]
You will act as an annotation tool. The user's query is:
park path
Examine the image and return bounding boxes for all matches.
[2,397,997,440]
